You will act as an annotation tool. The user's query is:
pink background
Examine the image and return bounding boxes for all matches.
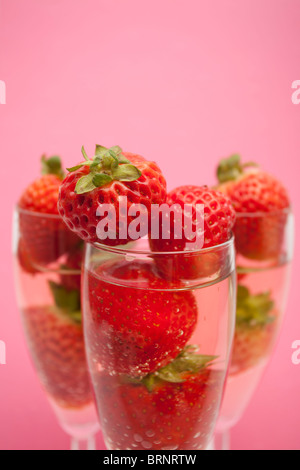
[0,0,300,450]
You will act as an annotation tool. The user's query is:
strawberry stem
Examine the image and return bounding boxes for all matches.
[67,144,142,194]
[216,154,259,184]
[216,154,243,183]
[48,280,82,323]
[127,346,218,392]
[236,284,274,327]
[81,146,90,162]
[41,155,65,179]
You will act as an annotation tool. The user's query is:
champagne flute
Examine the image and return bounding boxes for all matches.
[12,207,100,450]
[81,235,236,451]
[214,208,294,449]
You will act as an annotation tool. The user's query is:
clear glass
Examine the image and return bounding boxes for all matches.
[214,208,294,449]
[82,236,236,450]
[12,207,100,450]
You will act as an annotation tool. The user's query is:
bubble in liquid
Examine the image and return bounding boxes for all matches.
[133,433,143,443]
[141,440,152,449]
[145,429,155,438]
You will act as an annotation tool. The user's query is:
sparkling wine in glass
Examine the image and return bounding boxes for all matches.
[12,207,100,450]
[214,209,294,449]
[82,236,236,451]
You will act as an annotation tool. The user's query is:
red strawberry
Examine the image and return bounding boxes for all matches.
[17,238,38,275]
[22,301,92,408]
[229,284,277,375]
[92,348,224,450]
[86,259,198,377]
[59,241,84,291]
[149,185,236,280]
[57,145,167,246]
[216,154,290,260]
[231,321,277,375]
[18,155,80,265]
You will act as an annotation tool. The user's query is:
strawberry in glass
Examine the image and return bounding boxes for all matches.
[216,153,290,261]
[13,155,99,448]
[80,178,236,450]
[18,154,79,265]
[58,145,167,245]
[149,184,236,281]
[214,154,294,442]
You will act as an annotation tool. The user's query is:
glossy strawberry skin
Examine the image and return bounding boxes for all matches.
[93,368,223,450]
[17,238,38,275]
[18,209,80,266]
[59,241,84,291]
[230,317,278,375]
[19,174,62,215]
[229,284,278,375]
[218,170,290,260]
[18,174,80,265]
[58,152,167,246]
[149,185,236,280]
[85,259,198,377]
[220,170,289,214]
[22,305,93,408]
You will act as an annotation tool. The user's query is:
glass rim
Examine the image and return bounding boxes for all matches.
[235,206,292,218]
[16,204,292,220]
[15,205,61,220]
[90,233,235,257]
[15,205,235,257]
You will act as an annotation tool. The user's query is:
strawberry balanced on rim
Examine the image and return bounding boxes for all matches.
[58,145,236,274]
[213,153,294,444]
[58,145,167,245]
[58,144,237,451]
[215,153,292,377]
[14,154,100,448]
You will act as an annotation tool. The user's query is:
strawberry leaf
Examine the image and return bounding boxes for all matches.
[155,346,217,381]
[92,173,113,187]
[68,144,142,193]
[89,156,102,170]
[118,156,131,164]
[81,145,90,161]
[217,154,242,183]
[236,284,275,327]
[95,145,108,157]
[74,173,97,194]
[109,151,119,169]
[66,161,91,172]
[112,164,142,181]
[41,155,65,179]
[94,145,122,159]
[217,154,260,184]
[109,146,123,157]
[66,164,84,172]
[48,281,81,323]
[102,154,118,171]
[136,345,217,392]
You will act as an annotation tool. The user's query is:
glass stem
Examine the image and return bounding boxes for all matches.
[215,429,231,450]
[220,429,230,450]
[70,434,96,450]
[212,429,231,450]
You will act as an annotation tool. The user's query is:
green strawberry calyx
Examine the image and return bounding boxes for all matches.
[127,345,217,392]
[41,154,65,180]
[236,284,275,327]
[66,145,142,195]
[48,280,81,324]
[217,154,258,184]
